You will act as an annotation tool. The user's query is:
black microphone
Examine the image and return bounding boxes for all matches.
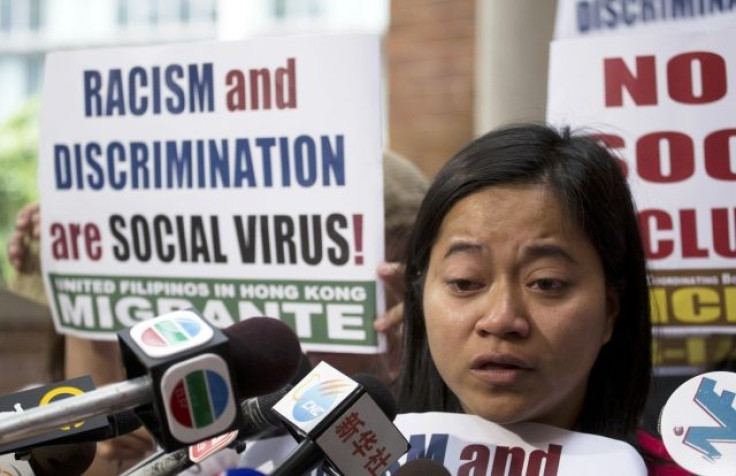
[8,409,142,455]
[123,353,314,476]
[0,441,96,476]
[235,351,314,441]
[394,459,451,475]
[0,375,113,455]
[271,371,405,476]
[226,351,314,443]
[27,441,96,476]
[0,313,301,452]
[61,408,143,443]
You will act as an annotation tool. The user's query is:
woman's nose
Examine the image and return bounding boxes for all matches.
[473,281,530,338]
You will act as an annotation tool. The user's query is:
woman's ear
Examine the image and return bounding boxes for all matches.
[603,286,620,344]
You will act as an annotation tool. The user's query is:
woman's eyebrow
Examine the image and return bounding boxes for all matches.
[443,241,484,259]
[521,243,578,265]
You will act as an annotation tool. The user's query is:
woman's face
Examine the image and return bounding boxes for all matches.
[423,184,618,429]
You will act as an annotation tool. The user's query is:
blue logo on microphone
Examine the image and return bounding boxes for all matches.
[683,376,736,462]
[660,371,736,475]
[292,379,353,422]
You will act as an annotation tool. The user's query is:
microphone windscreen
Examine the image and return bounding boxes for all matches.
[294,352,313,384]
[242,355,312,434]
[256,384,294,428]
[110,408,142,436]
[352,373,398,421]
[28,441,96,476]
[224,317,302,398]
[395,459,451,475]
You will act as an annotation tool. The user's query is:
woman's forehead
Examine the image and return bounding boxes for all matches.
[433,184,589,254]
[442,184,566,228]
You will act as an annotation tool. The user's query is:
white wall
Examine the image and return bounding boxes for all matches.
[475,0,558,134]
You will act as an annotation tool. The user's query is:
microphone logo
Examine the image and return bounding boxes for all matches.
[39,386,86,430]
[169,369,230,429]
[292,379,355,422]
[161,353,237,443]
[273,362,359,435]
[660,371,736,476]
[131,310,214,358]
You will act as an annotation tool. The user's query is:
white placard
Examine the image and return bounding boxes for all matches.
[554,0,736,39]
[39,34,385,353]
[547,29,736,336]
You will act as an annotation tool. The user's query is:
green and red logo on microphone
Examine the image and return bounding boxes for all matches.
[161,353,237,443]
[130,310,215,358]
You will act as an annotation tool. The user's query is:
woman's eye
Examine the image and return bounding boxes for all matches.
[530,278,567,292]
[447,279,483,293]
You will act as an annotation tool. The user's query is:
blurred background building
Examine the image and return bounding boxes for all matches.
[0,0,554,176]
[0,0,390,124]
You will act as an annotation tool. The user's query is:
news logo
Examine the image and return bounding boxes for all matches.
[39,386,86,430]
[273,362,358,434]
[169,370,229,428]
[292,378,356,422]
[660,371,736,476]
[161,354,237,443]
[130,309,214,358]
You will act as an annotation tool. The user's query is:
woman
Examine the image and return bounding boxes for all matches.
[235,123,670,475]
[397,123,652,440]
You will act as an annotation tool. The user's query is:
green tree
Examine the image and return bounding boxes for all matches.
[0,98,39,285]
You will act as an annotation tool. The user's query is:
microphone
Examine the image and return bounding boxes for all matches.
[53,408,142,444]
[122,389,291,476]
[0,441,96,476]
[27,441,96,476]
[0,375,112,455]
[235,352,314,441]
[657,370,736,475]
[9,409,142,454]
[122,353,313,476]
[0,312,301,451]
[394,459,451,475]
[270,366,408,476]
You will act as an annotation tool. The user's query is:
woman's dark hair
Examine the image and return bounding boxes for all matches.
[397,123,651,439]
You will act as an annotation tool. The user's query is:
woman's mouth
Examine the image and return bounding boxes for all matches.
[470,355,533,385]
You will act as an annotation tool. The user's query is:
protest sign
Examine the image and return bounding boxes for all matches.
[554,0,736,39]
[38,34,384,353]
[547,29,736,370]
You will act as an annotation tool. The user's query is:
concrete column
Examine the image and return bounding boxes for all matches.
[475,0,557,134]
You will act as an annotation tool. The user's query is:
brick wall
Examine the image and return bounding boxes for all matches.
[386,0,476,178]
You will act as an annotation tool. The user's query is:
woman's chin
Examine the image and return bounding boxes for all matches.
[460,398,535,427]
